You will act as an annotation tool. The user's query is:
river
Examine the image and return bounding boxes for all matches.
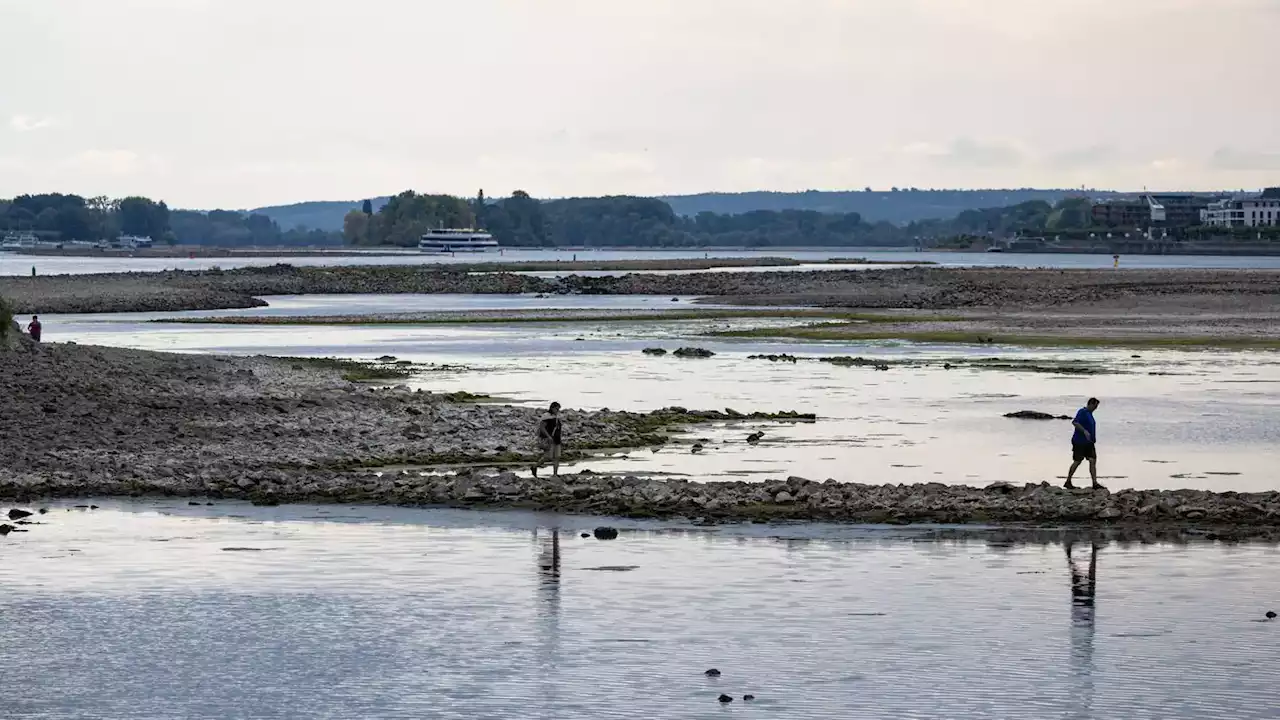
[2,502,1277,719]
[6,248,1280,276]
[44,294,1280,493]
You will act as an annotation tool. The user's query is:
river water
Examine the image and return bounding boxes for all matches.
[15,293,1280,718]
[2,502,1279,719]
[6,248,1280,276]
[44,294,1280,493]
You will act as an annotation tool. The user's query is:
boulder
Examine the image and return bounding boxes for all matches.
[1004,411,1070,420]
[594,526,619,540]
[7,508,33,520]
[673,347,716,358]
[642,348,668,356]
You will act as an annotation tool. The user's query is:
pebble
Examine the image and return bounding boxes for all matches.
[718,694,733,703]
[705,669,721,677]
[743,694,756,702]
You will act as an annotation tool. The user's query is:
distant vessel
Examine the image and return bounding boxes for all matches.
[418,229,498,253]
[1,233,39,251]
[114,235,154,249]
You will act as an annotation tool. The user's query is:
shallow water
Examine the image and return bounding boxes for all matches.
[44,303,1280,493]
[6,248,1280,275]
[2,502,1278,719]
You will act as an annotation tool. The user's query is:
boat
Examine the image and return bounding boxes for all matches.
[1,233,38,251]
[418,229,498,253]
[114,234,153,249]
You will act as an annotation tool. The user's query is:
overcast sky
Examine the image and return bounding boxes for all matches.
[2,0,1278,208]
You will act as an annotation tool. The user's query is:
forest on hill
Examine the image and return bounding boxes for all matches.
[252,188,1129,233]
[338,190,1110,248]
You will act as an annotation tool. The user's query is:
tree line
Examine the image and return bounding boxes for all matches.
[342,190,1119,248]
[0,193,343,246]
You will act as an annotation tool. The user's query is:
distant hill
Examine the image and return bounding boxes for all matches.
[250,197,390,232]
[657,189,1126,224]
[253,189,1129,231]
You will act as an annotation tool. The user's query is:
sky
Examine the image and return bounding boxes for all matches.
[2,0,1278,209]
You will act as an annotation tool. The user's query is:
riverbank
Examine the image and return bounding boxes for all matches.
[1,264,1276,315]
[0,341,805,502]
[3,341,1279,536]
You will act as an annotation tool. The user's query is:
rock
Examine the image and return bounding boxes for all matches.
[1267,611,1277,620]
[1004,410,1070,420]
[774,491,795,504]
[0,524,12,535]
[1177,506,1208,519]
[673,347,715,358]
[1096,506,1123,520]
[580,533,590,538]
[744,694,756,701]
[187,501,202,506]
[7,509,33,520]
[704,668,721,677]
[985,482,1016,494]
[718,694,733,703]
[38,508,48,514]
[594,526,619,540]
[691,443,704,454]
[642,348,668,356]
[671,297,679,302]
[746,432,764,444]
[376,355,397,362]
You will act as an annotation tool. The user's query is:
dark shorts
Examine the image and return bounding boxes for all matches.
[1072,443,1097,462]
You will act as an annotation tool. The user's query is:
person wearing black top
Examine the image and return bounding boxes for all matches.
[532,402,563,478]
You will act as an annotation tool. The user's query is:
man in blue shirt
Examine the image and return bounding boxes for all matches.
[1066,397,1102,490]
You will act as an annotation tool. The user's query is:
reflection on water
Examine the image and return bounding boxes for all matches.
[1068,541,1099,720]
[2,503,1278,719]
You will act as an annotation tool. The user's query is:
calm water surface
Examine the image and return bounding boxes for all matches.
[2,503,1278,719]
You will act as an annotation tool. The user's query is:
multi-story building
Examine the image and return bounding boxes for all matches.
[1091,193,1216,228]
[1201,193,1280,227]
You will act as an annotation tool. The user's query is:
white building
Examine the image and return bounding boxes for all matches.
[1201,194,1280,227]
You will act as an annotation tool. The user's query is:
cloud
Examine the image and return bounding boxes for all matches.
[9,115,55,132]
[894,138,1029,168]
[60,149,167,176]
[1209,147,1280,171]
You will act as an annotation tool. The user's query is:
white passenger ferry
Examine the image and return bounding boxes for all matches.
[418,228,499,253]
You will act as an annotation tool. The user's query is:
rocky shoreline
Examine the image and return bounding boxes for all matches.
[7,468,1280,540]
[3,341,1280,538]
[5,264,1280,316]
[0,341,806,501]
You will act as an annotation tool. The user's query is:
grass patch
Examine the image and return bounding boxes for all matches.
[273,355,417,381]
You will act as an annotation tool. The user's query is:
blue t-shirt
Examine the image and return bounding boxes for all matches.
[1072,407,1096,445]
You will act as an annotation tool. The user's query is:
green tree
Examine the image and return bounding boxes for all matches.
[343,210,369,245]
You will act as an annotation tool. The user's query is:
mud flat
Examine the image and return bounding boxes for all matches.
[3,341,1279,538]
[0,341,805,503]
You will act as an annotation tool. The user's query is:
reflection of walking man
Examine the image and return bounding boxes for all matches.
[1066,398,1103,490]
[1065,541,1098,718]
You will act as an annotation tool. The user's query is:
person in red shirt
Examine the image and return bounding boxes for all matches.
[27,315,41,342]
